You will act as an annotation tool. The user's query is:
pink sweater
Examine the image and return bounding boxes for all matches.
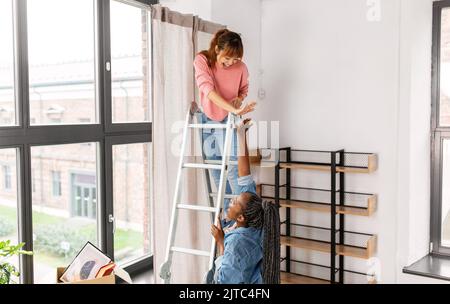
[194,54,249,121]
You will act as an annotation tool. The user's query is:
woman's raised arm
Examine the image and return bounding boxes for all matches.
[237,119,252,177]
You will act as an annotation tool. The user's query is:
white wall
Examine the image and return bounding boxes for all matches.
[261,0,400,283]
[259,0,437,283]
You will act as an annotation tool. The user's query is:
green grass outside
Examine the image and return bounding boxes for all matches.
[0,204,65,226]
[0,205,143,254]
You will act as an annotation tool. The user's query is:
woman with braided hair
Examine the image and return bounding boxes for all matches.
[210,119,280,284]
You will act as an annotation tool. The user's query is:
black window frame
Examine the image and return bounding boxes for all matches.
[431,0,450,257]
[0,0,157,283]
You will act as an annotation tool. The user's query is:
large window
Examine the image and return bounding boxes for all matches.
[31,144,98,284]
[0,149,19,283]
[431,1,450,256]
[27,0,97,126]
[440,8,450,127]
[442,140,450,247]
[0,0,16,127]
[112,143,151,266]
[0,0,154,284]
[110,1,151,123]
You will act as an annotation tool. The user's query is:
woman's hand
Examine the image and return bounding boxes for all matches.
[210,213,225,255]
[233,100,257,116]
[230,96,243,109]
[207,91,255,117]
[236,118,253,135]
[223,222,238,234]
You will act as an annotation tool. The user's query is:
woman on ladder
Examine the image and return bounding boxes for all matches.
[194,29,256,224]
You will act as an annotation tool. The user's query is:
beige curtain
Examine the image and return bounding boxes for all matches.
[151,5,225,284]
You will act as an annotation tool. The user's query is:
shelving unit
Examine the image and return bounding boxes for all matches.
[260,148,378,284]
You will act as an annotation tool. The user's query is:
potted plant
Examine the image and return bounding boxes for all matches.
[0,240,33,284]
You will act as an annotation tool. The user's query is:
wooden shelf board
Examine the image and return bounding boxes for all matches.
[281,236,376,260]
[280,197,376,217]
[280,163,373,173]
[279,154,378,173]
[281,272,330,284]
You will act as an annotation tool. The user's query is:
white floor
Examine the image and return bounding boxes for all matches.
[131,270,154,284]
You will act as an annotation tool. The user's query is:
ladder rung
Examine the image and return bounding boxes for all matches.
[204,159,238,166]
[183,163,222,170]
[177,204,216,213]
[171,247,210,257]
[209,193,237,199]
[188,124,227,129]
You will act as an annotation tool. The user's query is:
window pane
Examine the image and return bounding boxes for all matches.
[51,171,61,197]
[113,143,151,265]
[0,0,16,127]
[441,9,450,126]
[27,0,96,126]
[0,148,19,283]
[111,1,151,123]
[442,139,450,247]
[31,143,98,283]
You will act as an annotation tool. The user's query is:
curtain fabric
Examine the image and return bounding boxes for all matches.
[151,4,225,284]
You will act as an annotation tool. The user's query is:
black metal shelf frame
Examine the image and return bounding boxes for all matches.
[280,233,370,251]
[280,258,375,282]
[261,183,375,211]
[280,149,374,170]
[275,147,346,284]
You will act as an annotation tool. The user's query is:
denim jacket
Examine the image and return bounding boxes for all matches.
[214,175,264,284]
[214,226,263,284]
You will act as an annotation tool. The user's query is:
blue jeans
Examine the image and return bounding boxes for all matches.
[200,112,238,216]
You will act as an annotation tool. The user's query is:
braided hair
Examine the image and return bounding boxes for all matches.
[242,193,280,284]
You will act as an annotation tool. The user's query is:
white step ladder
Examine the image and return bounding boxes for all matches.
[159,103,238,284]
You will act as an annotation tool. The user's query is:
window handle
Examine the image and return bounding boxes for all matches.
[109,214,116,234]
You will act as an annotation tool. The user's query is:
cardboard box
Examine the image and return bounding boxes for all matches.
[56,267,115,284]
